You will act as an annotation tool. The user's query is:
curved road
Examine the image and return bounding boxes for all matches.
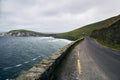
[54,37,120,80]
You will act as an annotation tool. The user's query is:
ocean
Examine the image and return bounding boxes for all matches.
[0,36,72,80]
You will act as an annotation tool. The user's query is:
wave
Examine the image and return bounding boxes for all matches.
[15,64,22,67]
[48,38,72,43]
[3,67,13,70]
[38,55,41,57]
[24,61,29,64]
[3,64,23,70]
[58,39,72,43]
[3,55,42,70]
[39,37,54,40]
[31,55,43,61]
[32,58,37,61]
[39,37,72,43]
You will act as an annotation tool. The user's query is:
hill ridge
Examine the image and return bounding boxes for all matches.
[5,14,120,41]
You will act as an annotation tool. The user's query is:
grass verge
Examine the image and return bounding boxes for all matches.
[95,39,120,51]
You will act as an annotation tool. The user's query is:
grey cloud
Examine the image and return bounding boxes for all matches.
[0,0,120,32]
[42,0,96,16]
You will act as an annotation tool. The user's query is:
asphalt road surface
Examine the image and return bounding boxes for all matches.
[55,37,120,80]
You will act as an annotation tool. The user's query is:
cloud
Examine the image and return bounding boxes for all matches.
[0,0,120,32]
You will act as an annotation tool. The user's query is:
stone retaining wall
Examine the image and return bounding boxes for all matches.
[16,38,84,80]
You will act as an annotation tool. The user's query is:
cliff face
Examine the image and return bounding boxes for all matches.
[91,20,120,45]
[7,31,37,37]
[5,30,44,37]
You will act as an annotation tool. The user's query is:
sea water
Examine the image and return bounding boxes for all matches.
[0,36,72,80]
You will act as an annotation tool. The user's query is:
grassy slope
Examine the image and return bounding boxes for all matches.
[54,15,120,40]
[90,18,120,50]
[96,39,120,50]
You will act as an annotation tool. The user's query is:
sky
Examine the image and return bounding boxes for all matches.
[0,0,120,33]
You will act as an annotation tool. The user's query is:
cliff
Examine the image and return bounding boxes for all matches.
[5,29,47,37]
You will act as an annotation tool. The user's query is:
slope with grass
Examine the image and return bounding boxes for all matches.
[91,19,120,50]
[53,15,120,40]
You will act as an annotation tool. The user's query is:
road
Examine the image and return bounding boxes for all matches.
[54,37,120,80]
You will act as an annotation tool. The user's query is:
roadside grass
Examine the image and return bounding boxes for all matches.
[95,39,120,51]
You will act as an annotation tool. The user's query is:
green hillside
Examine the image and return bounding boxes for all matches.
[91,19,120,50]
[53,15,120,40]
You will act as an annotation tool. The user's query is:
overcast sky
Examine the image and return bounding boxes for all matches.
[0,0,120,33]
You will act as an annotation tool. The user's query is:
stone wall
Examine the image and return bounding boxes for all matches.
[16,38,84,80]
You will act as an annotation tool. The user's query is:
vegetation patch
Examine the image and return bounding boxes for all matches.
[91,17,120,50]
[95,39,120,51]
[53,15,120,40]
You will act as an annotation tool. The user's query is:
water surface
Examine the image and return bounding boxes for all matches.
[0,36,71,80]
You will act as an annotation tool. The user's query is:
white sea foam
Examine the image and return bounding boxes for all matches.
[48,38,72,43]
[3,67,13,70]
[5,79,13,80]
[38,56,41,57]
[4,63,23,70]
[37,55,42,58]
[48,39,58,42]
[39,37,54,40]
[59,39,72,43]
[15,64,22,67]
[32,58,37,61]
[24,61,29,64]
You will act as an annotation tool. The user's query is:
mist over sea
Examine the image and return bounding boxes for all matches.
[0,36,72,80]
